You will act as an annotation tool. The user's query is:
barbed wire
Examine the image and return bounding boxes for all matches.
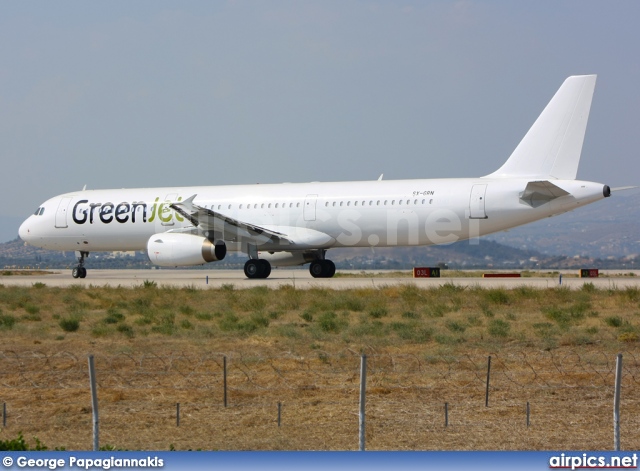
[1,349,638,392]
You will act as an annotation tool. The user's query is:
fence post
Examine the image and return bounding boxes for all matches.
[88,355,99,451]
[2,402,6,427]
[277,402,282,427]
[176,403,180,427]
[223,356,228,407]
[444,402,448,427]
[359,354,367,451]
[485,355,492,407]
[614,353,623,451]
[526,402,530,427]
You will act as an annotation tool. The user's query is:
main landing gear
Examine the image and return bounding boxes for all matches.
[244,259,272,279]
[243,257,336,279]
[309,259,336,278]
[72,251,89,279]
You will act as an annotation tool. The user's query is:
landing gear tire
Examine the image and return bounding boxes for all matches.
[244,259,259,278]
[324,260,336,278]
[309,260,336,278]
[244,259,272,279]
[72,252,89,279]
[309,261,324,278]
[258,259,271,278]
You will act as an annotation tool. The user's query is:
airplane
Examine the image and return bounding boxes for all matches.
[19,75,614,279]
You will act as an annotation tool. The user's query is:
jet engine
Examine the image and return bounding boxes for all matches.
[147,233,226,267]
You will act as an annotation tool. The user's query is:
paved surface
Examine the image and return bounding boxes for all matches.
[2,269,640,289]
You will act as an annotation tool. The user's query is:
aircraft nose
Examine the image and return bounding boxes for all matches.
[19,218,33,242]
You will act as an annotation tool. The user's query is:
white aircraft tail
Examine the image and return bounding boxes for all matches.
[485,75,597,180]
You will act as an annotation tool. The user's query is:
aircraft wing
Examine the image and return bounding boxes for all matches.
[170,195,292,245]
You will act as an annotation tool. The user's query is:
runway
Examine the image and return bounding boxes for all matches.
[2,269,640,289]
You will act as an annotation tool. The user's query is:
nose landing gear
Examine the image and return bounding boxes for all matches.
[72,251,89,279]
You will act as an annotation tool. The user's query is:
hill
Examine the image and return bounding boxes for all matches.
[5,191,637,271]
[486,191,640,259]
[1,235,636,271]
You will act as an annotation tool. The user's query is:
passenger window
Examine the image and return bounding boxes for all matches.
[297,202,300,208]
[354,201,358,206]
[398,200,402,205]
[347,201,350,206]
[239,204,243,209]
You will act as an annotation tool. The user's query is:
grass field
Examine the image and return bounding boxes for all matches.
[1,281,639,450]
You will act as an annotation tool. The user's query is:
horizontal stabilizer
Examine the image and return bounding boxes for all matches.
[520,181,569,208]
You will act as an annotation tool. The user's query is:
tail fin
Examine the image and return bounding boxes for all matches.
[485,75,596,180]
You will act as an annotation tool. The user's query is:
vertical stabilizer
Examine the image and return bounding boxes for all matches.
[485,75,596,180]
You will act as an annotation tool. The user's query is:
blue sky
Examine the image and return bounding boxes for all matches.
[1,1,639,242]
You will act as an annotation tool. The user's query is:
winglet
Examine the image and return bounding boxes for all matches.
[178,194,197,211]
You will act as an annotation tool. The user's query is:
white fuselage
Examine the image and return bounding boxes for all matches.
[19,177,607,254]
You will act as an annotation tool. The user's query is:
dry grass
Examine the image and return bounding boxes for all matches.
[1,282,639,450]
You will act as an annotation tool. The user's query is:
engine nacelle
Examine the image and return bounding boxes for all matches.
[147,233,226,267]
[258,251,316,267]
